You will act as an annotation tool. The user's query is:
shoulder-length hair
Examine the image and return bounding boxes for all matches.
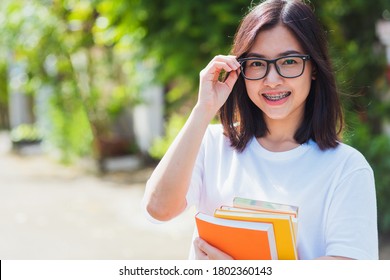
[219,0,344,151]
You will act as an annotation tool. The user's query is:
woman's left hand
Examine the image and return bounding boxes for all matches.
[194,237,234,260]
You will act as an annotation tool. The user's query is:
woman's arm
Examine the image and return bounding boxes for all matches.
[143,55,240,221]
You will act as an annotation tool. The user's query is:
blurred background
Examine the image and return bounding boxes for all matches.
[0,0,389,259]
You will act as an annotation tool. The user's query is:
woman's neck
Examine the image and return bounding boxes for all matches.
[258,116,302,152]
[257,135,300,152]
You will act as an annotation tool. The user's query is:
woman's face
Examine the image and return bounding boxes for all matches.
[244,24,313,125]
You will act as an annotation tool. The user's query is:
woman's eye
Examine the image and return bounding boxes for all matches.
[282,59,297,65]
[249,61,264,67]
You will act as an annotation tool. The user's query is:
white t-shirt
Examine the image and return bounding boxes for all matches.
[186,124,378,260]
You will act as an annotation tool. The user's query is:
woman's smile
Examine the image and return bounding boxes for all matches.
[261,91,292,105]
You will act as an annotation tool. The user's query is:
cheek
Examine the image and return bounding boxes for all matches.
[246,90,259,109]
[244,81,259,101]
[300,76,313,97]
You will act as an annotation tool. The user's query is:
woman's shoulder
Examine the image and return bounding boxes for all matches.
[203,123,234,150]
[206,123,224,133]
[311,140,372,170]
[204,123,225,140]
[335,142,368,160]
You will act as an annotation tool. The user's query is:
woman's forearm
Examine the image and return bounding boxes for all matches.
[144,105,214,221]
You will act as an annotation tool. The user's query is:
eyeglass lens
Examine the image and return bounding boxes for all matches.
[241,56,307,80]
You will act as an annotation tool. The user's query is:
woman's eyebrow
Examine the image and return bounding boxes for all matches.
[246,50,304,58]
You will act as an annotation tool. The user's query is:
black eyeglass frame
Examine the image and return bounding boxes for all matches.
[238,54,311,80]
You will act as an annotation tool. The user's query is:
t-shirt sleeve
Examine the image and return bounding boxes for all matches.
[325,163,378,259]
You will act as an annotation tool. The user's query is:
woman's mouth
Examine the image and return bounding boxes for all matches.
[262,91,291,102]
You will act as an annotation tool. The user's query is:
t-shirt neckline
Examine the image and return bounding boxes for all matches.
[249,137,313,161]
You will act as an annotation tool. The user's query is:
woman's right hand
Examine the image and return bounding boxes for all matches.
[196,55,241,118]
[143,56,240,222]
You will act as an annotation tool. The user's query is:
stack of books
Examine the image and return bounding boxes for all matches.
[195,197,298,260]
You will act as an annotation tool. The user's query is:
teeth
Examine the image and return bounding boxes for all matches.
[263,92,291,101]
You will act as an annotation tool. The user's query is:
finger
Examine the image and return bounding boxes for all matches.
[196,238,219,260]
[195,237,233,260]
[224,69,240,89]
[207,55,240,72]
[211,55,235,63]
[194,238,209,260]
[206,62,239,85]
[201,62,233,82]
[200,55,240,82]
[211,56,241,73]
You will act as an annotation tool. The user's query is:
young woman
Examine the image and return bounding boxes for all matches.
[143,0,378,260]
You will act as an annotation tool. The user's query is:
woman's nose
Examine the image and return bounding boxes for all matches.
[263,63,283,87]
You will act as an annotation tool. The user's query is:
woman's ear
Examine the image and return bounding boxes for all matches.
[312,66,317,80]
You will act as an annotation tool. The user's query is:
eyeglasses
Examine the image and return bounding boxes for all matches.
[238,55,311,80]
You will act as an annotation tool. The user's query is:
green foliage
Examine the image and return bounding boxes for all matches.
[10,124,41,142]
[0,62,8,129]
[139,0,249,84]
[0,63,8,103]
[0,0,93,161]
[0,0,145,162]
[106,0,250,121]
[312,0,390,234]
[148,113,187,160]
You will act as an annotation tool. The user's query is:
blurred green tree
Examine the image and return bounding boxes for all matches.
[0,0,92,162]
[0,0,144,163]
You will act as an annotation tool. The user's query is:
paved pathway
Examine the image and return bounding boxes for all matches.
[0,132,195,259]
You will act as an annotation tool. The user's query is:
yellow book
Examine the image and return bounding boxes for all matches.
[214,208,298,260]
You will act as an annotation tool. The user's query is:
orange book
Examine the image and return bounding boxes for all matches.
[195,212,278,260]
